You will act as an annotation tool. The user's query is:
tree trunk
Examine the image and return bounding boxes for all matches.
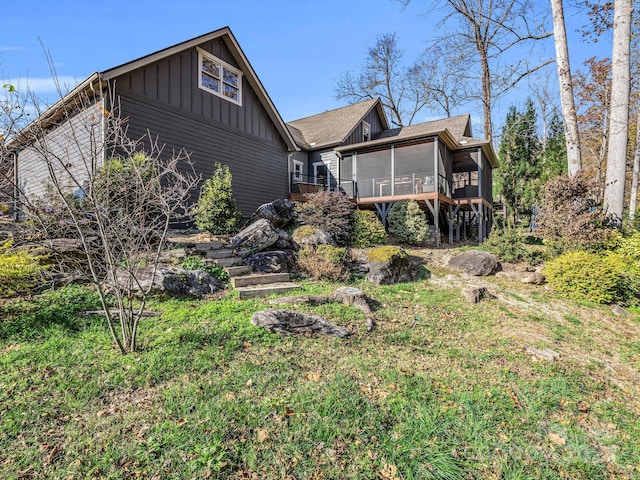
[550,0,582,176]
[604,0,633,228]
[629,109,640,222]
[480,52,493,141]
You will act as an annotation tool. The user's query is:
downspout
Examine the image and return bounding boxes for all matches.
[287,152,293,195]
[335,151,342,194]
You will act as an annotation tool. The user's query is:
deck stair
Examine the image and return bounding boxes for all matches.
[194,241,300,299]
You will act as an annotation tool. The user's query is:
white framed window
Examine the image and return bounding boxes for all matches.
[363,121,371,142]
[197,47,242,106]
[293,160,303,181]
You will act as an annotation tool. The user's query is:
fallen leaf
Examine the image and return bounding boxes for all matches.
[387,384,397,390]
[304,372,321,382]
[577,401,591,412]
[224,392,236,401]
[285,406,296,417]
[256,429,270,443]
[176,418,188,427]
[498,432,510,442]
[246,379,253,388]
[380,462,400,480]
[548,432,566,446]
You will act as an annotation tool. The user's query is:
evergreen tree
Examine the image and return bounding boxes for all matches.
[541,113,568,182]
[496,98,542,225]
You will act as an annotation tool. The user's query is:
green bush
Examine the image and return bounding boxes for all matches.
[543,250,639,305]
[297,245,350,281]
[350,210,387,248]
[193,163,241,235]
[0,240,46,298]
[181,255,229,283]
[387,200,430,246]
[482,225,542,265]
[296,191,354,246]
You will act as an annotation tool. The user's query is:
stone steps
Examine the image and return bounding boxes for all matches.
[231,272,291,288]
[190,239,300,299]
[235,282,301,300]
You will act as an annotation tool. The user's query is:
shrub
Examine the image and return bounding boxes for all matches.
[543,250,639,305]
[387,200,430,246]
[296,191,354,246]
[536,172,610,255]
[193,163,241,235]
[0,240,46,298]
[482,225,542,265]
[350,210,387,248]
[181,255,229,283]
[297,245,350,281]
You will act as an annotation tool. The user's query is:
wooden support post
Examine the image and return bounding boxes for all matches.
[374,202,394,228]
[448,203,461,245]
[434,198,440,247]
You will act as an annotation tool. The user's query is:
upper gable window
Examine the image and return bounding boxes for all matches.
[362,121,371,142]
[198,48,242,106]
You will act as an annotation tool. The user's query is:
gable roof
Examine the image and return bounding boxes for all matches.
[375,114,472,143]
[9,27,298,152]
[336,113,498,167]
[287,98,389,150]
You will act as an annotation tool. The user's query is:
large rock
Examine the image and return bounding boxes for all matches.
[251,309,351,337]
[448,250,500,276]
[365,246,412,285]
[231,219,279,253]
[247,199,296,229]
[292,226,336,248]
[114,266,224,299]
[273,228,299,251]
[243,250,296,273]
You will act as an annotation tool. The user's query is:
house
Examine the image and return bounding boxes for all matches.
[10,27,298,216]
[287,99,498,244]
[8,27,497,244]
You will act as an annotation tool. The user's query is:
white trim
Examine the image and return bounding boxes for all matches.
[197,47,243,106]
[313,161,327,184]
[362,121,371,142]
[293,159,303,181]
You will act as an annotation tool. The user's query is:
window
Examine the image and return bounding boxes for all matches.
[293,160,303,181]
[362,121,371,142]
[198,48,242,105]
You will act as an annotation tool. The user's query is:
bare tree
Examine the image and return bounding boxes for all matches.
[630,108,640,222]
[407,45,466,117]
[335,32,428,127]
[603,0,633,227]
[402,0,553,141]
[2,85,199,354]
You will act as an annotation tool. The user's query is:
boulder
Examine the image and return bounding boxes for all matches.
[243,250,295,273]
[231,219,279,253]
[448,250,500,276]
[495,270,545,285]
[462,286,494,304]
[292,226,336,248]
[247,199,296,229]
[364,246,412,285]
[114,266,224,299]
[273,228,299,251]
[251,309,351,337]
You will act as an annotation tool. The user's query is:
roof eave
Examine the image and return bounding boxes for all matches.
[335,128,459,153]
[102,27,298,152]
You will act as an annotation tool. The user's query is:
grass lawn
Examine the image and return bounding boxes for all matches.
[1,269,640,479]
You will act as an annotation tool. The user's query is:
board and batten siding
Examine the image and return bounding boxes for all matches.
[343,108,385,146]
[110,38,291,215]
[116,91,288,215]
[17,101,105,199]
[308,149,339,189]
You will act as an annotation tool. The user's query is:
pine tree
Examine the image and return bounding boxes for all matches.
[496,98,542,225]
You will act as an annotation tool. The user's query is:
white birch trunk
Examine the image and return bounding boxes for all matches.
[604,0,633,227]
[550,0,582,176]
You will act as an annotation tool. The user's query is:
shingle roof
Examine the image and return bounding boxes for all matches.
[286,98,381,149]
[375,114,472,143]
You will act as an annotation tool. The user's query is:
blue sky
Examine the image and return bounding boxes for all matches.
[1,0,610,134]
